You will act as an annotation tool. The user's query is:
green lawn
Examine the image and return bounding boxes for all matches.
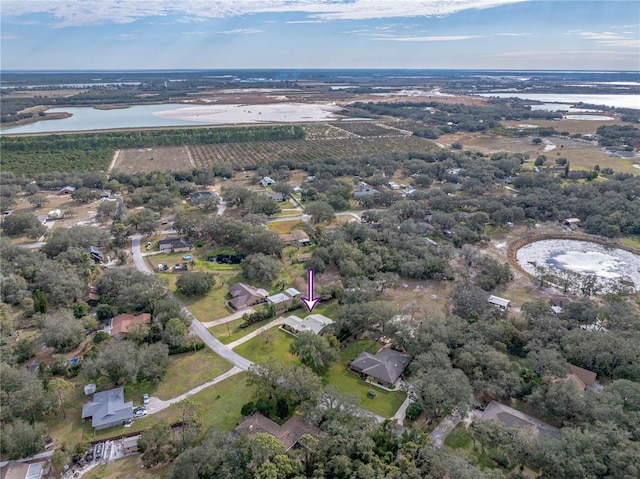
[234,334,405,418]
[208,316,279,345]
[444,423,474,449]
[233,329,298,364]
[85,455,173,479]
[154,350,233,400]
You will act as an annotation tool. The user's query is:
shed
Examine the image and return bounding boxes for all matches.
[488,295,510,311]
[84,383,97,395]
[123,435,140,455]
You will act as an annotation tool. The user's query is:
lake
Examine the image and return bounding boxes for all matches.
[1,102,340,134]
[516,239,640,293]
[477,93,640,110]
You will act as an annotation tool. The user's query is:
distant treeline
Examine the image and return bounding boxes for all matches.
[0,125,305,175]
[351,99,562,139]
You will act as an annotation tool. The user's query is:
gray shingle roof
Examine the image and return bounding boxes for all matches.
[480,401,560,438]
[350,348,412,385]
[81,387,133,430]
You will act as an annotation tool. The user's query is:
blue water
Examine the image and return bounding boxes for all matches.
[1,103,205,134]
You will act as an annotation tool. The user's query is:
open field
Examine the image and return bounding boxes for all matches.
[501,118,626,135]
[234,328,298,365]
[113,146,193,173]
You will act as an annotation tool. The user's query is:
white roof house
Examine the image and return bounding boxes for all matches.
[488,295,510,310]
[285,288,301,297]
[47,209,61,219]
[267,293,291,306]
[261,177,276,187]
[282,314,334,335]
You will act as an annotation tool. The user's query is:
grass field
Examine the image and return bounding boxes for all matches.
[267,220,308,234]
[85,455,173,479]
[114,146,192,174]
[444,423,474,449]
[233,328,298,365]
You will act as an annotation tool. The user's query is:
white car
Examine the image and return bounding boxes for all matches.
[143,393,149,404]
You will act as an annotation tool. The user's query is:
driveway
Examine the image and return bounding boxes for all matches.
[200,308,256,328]
[429,411,463,449]
[131,234,151,274]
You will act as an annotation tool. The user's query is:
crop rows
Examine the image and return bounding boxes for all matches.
[327,121,407,137]
[188,135,433,170]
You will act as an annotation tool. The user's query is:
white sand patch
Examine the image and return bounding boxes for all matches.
[495,242,507,250]
[633,164,640,170]
[564,115,614,121]
[543,139,556,152]
[373,89,454,98]
[517,124,539,128]
[153,103,342,124]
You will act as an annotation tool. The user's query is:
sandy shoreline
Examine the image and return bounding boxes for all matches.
[153,102,344,124]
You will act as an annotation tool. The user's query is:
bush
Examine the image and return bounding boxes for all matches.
[96,304,113,321]
[168,341,204,355]
[93,331,110,344]
[405,403,424,421]
[241,402,256,417]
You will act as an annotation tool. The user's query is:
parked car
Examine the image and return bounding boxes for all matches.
[143,393,149,404]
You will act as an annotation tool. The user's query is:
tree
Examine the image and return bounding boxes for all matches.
[305,200,335,224]
[96,200,118,222]
[33,289,48,314]
[48,377,75,419]
[87,341,139,385]
[532,137,543,145]
[176,271,216,297]
[241,253,282,282]
[289,331,339,374]
[1,212,46,238]
[246,194,281,217]
[247,359,322,409]
[174,399,202,452]
[138,422,176,467]
[42,311,86,351]
[137,342,170,383]
[28,193,48,208]
[0,419,46,459]
[410,366,472,417]
[163,317,188,349]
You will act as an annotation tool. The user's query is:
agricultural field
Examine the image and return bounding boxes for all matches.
[113,146,193,173]
[189,135,432,169]
[328,121,408,137]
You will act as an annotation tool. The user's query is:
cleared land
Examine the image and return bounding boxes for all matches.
[112,146,193,173]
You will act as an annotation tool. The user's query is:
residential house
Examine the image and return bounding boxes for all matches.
[47,209,62,220]
[235,413,323,451]
[87,246,104,263]
[267,293,293,312]
[352,183,377,198]
[488,295,510,311]
[81,387,133,431]
[0,461,45,479]
[123,435,140,455]
[281,314,334,335]
[81,284,101,307]
[110,313,152,338]
[349,347,412,388]
[228,283,269,310]
[479,401,560,438]
[158,237,194,253]
[267,192,285,202]
[280,230,311,246]
[57,185,76,195]
[261,177,276,187]
[189,191,218,205]
[566,365,601,392]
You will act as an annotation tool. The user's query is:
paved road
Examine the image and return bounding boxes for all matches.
[131,234,152,274]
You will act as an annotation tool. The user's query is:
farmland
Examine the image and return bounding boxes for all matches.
[114,131,433,173]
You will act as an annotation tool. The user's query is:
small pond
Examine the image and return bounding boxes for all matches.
[516,239,640,293]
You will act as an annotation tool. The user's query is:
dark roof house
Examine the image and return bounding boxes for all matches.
[158,237,194,253]
[82,284,101,307]
[349,347,412,388]
[81,387,133,431]
[87,246,103,263]
[479,401,560,438]
[228,283,269,310]
[57,185,76,195]
[235,413,323,451]
[566,365,600,392]
[189,191,218,205]
[0,461,44,479]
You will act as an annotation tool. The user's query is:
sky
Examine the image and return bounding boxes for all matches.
[1,0,639,71]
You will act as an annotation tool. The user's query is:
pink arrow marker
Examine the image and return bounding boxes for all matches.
[301,269,321,313]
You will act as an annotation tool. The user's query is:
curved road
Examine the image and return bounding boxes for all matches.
[131,234,253,371]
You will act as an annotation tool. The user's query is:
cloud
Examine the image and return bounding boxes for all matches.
[1,0,530,26]
[216,28,262,34]
[372,33,481,42]
[495,32,530,36]
[0,34,20,40]
[575,30,639,48]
